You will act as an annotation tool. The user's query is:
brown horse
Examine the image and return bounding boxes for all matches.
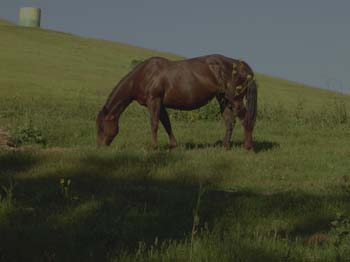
[96,54,257,150]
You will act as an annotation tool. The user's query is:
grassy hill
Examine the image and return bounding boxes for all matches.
[1,21,348,146]
[0,19,15,26]
[0,21,350,262]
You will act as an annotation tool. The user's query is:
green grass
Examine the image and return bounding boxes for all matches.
[1,21,350,262]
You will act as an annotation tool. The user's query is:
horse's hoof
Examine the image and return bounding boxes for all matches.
[169,144,178,150]
[223,144,231,150]
[244,144,253,150]
[149,145,158,151]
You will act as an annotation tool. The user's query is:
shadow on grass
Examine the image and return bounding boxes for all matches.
[0,150,346,262]
[183,140,279,153]
[0,151,39,174]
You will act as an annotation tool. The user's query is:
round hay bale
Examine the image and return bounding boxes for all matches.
[19,7,41,28]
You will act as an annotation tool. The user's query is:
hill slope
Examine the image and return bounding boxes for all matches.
[1,21,347,112]
[1,20,350,262]
[1,21,349,146]
[0,18,15,26]
[0,21,180,106]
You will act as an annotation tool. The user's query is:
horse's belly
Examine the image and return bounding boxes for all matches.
[163,88,215,110]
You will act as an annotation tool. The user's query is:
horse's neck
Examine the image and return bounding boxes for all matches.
[105,84,133,120]
[104,63,144,119]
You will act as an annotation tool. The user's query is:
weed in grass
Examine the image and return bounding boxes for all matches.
[14,125,47,147]
[0,179,15,210]
[60,178,73,203]
[329,212,350,261]
[0,171,16,207]
[12,109,47,147]
[190,183,206,262]
[0,175,16,231]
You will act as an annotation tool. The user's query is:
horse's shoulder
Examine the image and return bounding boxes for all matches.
[141,57,170,71]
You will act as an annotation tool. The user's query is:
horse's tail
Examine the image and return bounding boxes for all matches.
[245,79,258,129]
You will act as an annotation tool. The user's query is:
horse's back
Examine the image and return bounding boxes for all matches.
[154,57,220,109]
[132,54,239,110]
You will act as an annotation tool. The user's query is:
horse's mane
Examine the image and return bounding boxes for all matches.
[105,60,147,109]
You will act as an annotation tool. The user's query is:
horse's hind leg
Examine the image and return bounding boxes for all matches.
[147,97,161,149]
[221,106,235,149]
[234,100,253,150]
[217,96,235,149]
[160,106,177,149]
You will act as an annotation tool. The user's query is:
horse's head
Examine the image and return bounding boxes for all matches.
[96,106,119,146]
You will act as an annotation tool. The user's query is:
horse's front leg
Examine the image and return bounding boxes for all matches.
[160,106,177,149]
[147,97,161,150]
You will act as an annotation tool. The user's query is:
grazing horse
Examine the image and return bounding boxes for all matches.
[96,54,257,150]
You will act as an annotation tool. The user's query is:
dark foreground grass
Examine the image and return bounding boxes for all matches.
[1,136,350,262]
[1,22,350,261]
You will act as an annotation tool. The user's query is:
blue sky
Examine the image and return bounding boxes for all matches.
[1,0,349,92]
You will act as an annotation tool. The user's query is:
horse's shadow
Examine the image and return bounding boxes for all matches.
[182,140,279,153]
